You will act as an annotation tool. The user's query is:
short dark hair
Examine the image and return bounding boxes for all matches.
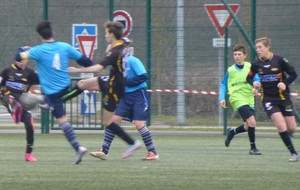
[104,21,124,40]
[232,44,247,54]
[36,21,53,40]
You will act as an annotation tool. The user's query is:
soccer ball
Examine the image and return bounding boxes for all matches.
[19,93,45,111]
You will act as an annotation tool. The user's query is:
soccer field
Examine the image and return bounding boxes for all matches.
[0,133,299,190]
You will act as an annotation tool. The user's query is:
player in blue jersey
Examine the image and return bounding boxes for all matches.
[90,38,159,160]
[67,21,141,159]
[18,21,93,164]
[219,44,261,155]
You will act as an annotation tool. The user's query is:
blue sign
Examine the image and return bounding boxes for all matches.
[72,24,97,49]
[80,92,97,116]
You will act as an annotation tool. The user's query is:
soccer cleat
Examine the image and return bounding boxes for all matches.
[122,141,141,159]
[288,153,298,162]
[75,146,87,164]
[89,149,108,160]
[225,128,235,147]
[249,149,262,155]
[25,153,38,162]
[142,151,159,160]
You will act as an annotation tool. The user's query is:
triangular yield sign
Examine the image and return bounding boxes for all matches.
[205,4,240,37]
[77,35,96,59]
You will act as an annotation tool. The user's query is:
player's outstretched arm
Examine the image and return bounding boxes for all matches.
[76,55,93,67]
[68,64,104,73]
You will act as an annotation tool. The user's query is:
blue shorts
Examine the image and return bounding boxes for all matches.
[45,87,69,118]
[114,88,149,121]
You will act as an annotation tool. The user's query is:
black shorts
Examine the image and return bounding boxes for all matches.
[98,76,124,112]
[262,99,294,118]
[237,105,255,122]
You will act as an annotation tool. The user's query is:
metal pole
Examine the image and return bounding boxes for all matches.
[43,0,48,20]
[250,0,257,62]
[223,26,229,135]
[176,0,185,124]
[221,0,256,53]
[41,0,49,134]
[109,0,114,20]
[146,0,152,126]
[218,48,224,127]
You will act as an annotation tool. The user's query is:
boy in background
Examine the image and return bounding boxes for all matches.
[219,44,261,155]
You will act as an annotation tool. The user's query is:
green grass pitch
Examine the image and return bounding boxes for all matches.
[0,133,299,190]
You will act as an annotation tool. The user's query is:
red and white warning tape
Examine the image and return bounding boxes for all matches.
[146,89,220,95]
[28,88,300,97]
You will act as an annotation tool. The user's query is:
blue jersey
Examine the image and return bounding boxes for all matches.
[28,42,82,95]
[125,55,147,93]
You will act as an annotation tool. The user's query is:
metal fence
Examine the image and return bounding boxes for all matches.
[1,0,300,132]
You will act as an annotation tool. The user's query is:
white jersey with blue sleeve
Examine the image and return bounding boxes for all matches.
[125,55,147,93]
[28,42,82,95]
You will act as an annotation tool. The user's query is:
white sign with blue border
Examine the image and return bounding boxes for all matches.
[72,23,97,49]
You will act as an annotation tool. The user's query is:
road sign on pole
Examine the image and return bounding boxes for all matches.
[77,35,96,59]
[113,10,132,37]
[204,4,240,37]
[72,23,98,50]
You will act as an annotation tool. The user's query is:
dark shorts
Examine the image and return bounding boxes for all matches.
[262,99,295,118]
[45,87,69,118]
[98,76,124,112]
[237,105,255,122]
[115,88,149,122]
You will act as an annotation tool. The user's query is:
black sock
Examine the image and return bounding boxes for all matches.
[235,124,246,134]
[248,127,256,149]
[23,112,34,153]
[279,131,297,155]
[61,85,83,102]
[106,122,135,145]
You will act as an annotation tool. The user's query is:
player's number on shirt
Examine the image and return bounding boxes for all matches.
[52,53,61,70]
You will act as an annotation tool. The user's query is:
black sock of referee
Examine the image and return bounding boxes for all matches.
[106,122,135,145]
[247,126,257,149]
[279,131,297,155]
[61,84,83,102]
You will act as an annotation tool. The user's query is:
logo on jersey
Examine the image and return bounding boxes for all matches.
[16,73,23,77]
[263,65,271,68]
[260,73,282,82]
[283,58,289,63]
[271,68,279,71]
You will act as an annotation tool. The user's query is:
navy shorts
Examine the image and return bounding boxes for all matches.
[237,105,255,122]
[45,87,69,118]
[114,88,149,122]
